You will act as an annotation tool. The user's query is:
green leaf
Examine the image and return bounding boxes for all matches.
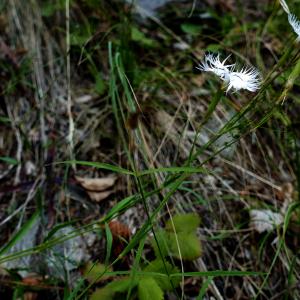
[169,232,202,260]
[131,27,157,47]
[90,288,114,300]
[83,262,112,283]
[107,277,137,293]
[95,76,106,95]
[150,229,170,258]
[70,23,91,46]
[138,277,163,300]
[206,44,222,52]
[0,156,18,165]
[165,213,200,233]
[89,277,136,300]
[181,23,202,35]
[143,259,180,291]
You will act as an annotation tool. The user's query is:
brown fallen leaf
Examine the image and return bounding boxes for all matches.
[75,176,116,191]
[87,190,113,202]
[109,221,131,259]
[22,276,42,286]
[109,220,131,240]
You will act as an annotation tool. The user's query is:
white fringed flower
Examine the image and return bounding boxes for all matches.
[226,67,261,93]
[198,53,261,93]
[288,13,300,39]
[197,53,234,81]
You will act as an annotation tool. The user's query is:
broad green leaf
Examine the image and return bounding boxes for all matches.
[107,277,137,293]
[138,277,163,300]
[169,232,202,260]
[90,288,114,300]
[150,229,170,258]
[89,277,136,300]
[165,213,200,233]
[83,262,112,283]
[143,259,180,291]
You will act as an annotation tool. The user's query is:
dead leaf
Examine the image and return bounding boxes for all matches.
[109,220,131,240]
[22,276,42,286]
[76,175,116,203]
[75,176,116,191]
[109,221,131,259]
[87,190,113,202]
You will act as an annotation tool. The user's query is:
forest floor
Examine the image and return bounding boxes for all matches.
[0,0,300,299]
